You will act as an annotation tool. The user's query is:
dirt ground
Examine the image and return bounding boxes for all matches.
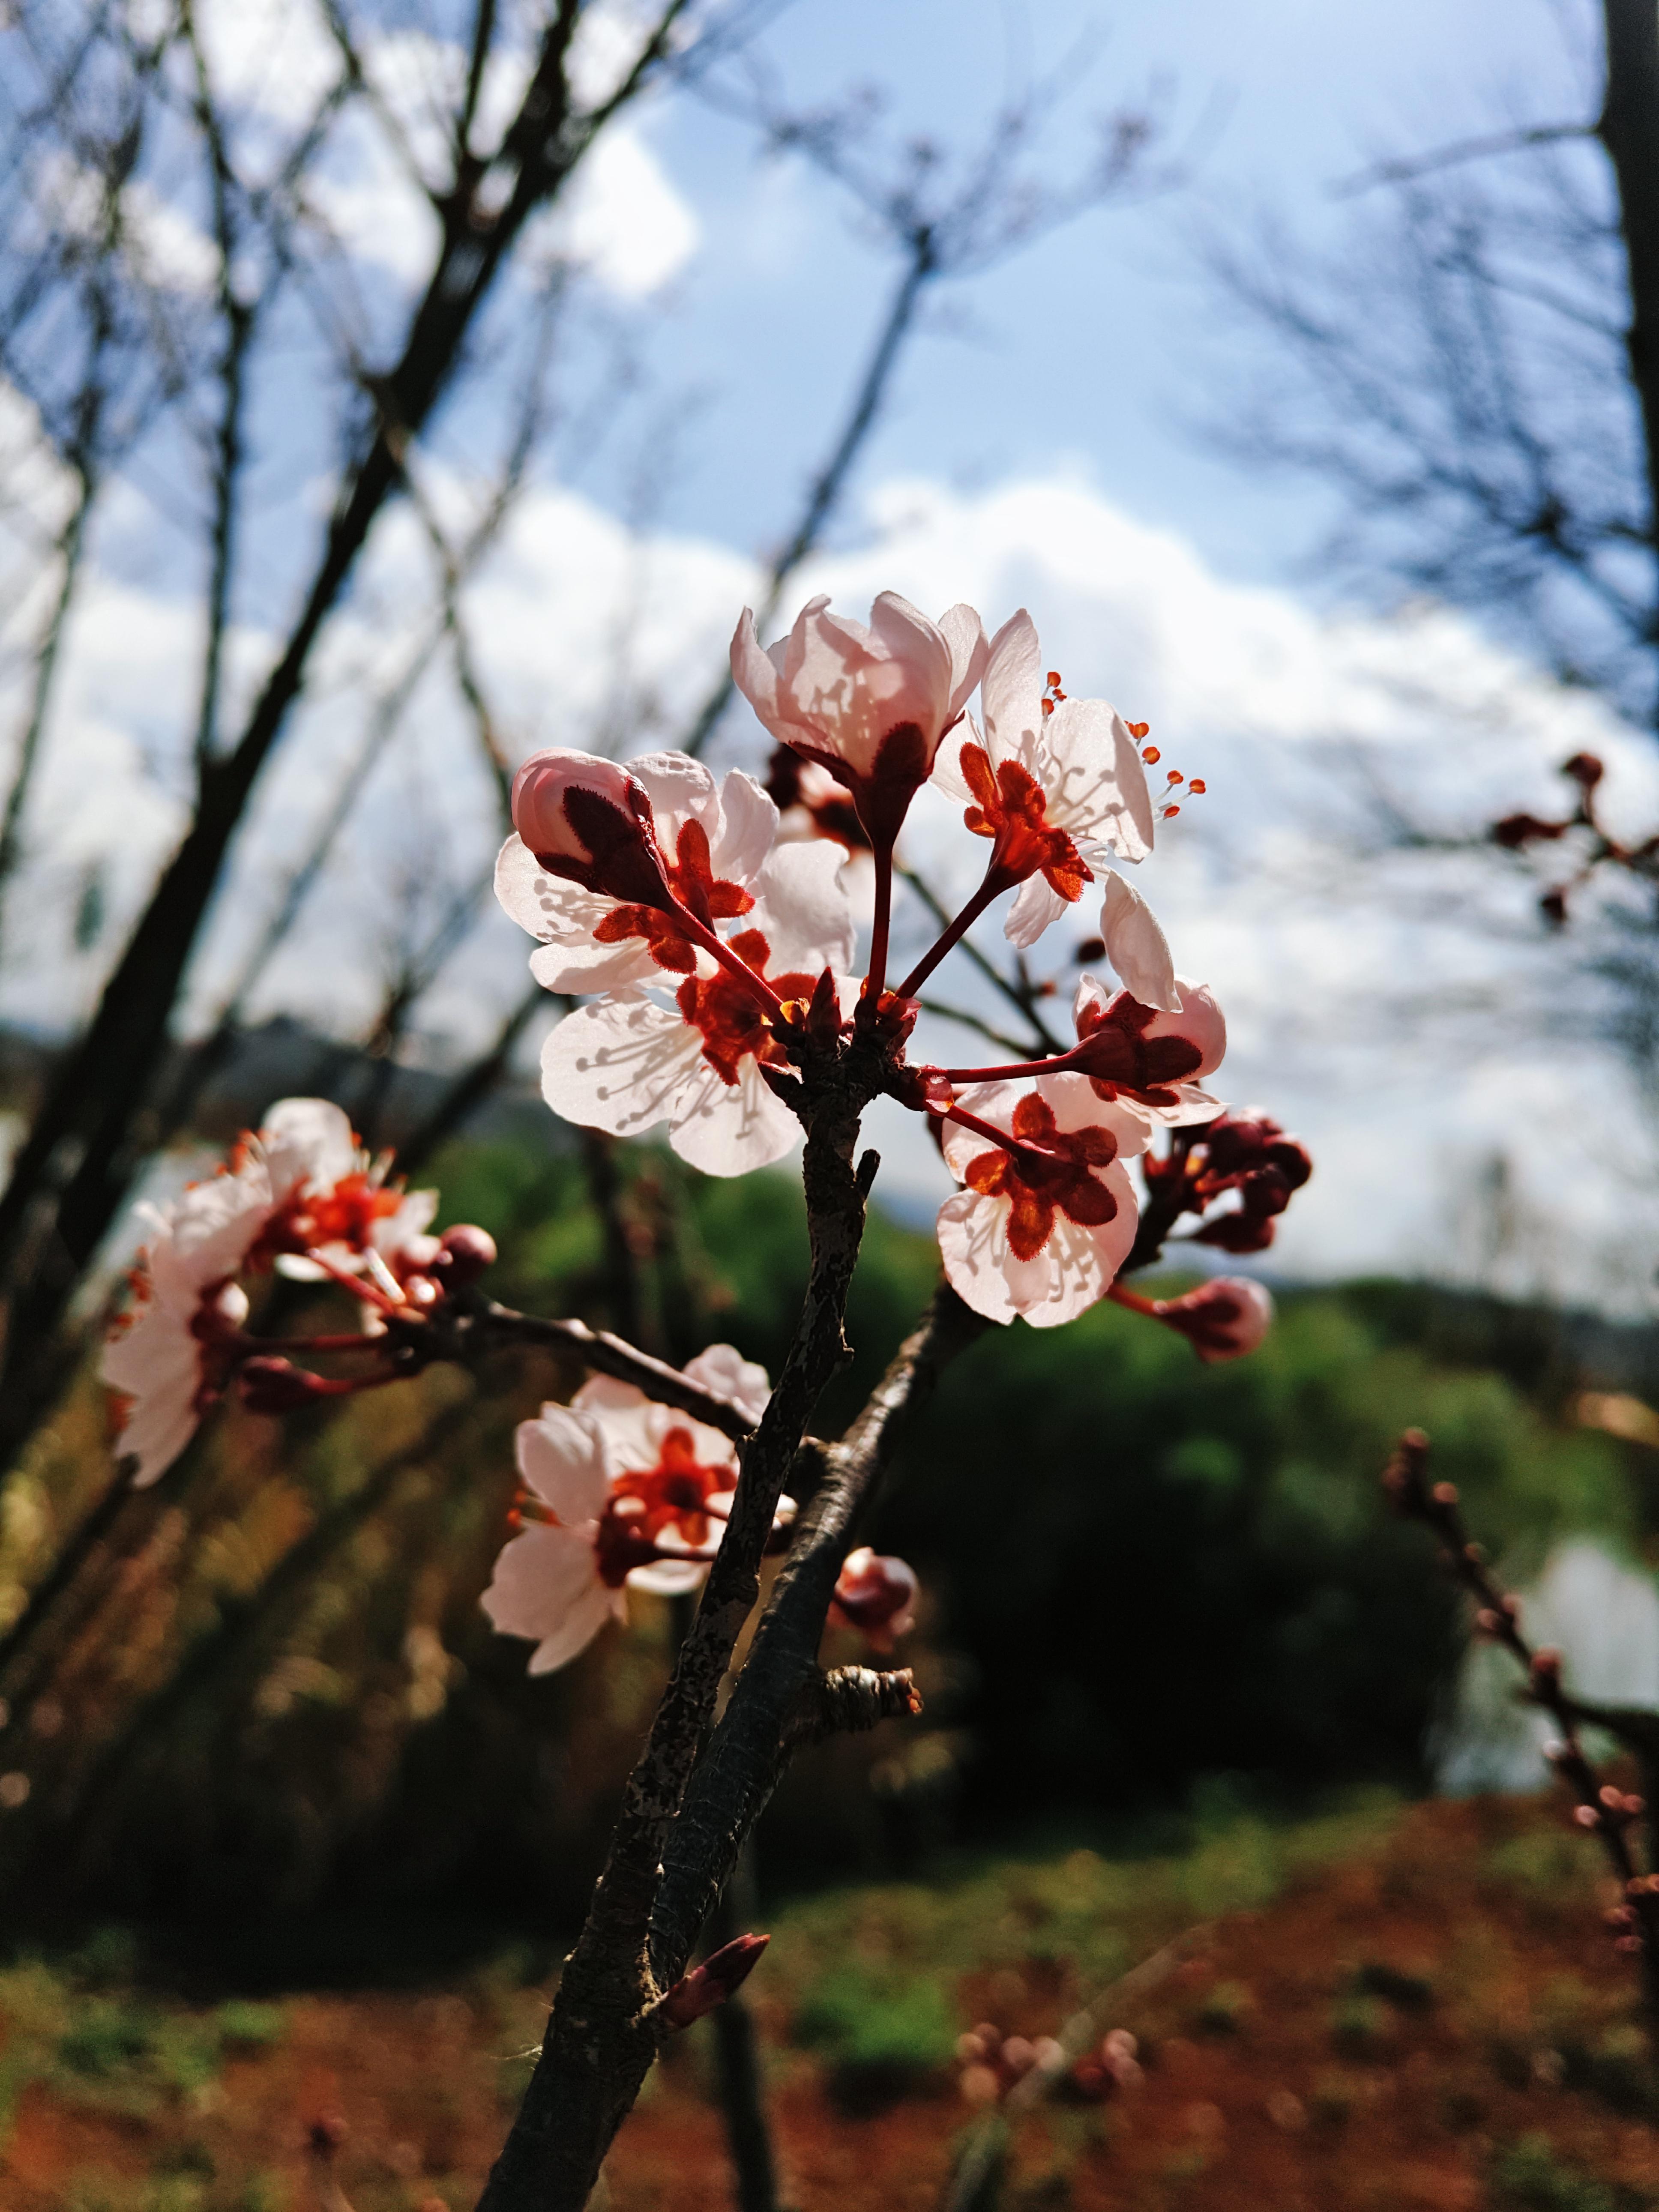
[8,1792,1659,2210]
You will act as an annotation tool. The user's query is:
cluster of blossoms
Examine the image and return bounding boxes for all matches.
[500,590,1309,1332]
[102,1099,495,1486]
[101,588,1309,1687]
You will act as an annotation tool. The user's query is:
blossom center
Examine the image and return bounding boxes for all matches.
[675,928,818,1087]
[959,743,1093,901]
[962,1095,1120,1262]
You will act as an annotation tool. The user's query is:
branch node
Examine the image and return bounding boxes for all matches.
[785,1664,922,1751]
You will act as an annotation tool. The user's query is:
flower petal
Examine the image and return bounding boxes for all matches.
[937,602,990,718]
[682,1342,771,1424]
[981,609,1045,769]
[260,1098,359,1197]
[669,1052,800,1177]
[1100,872,1179,1012]
[1040,697,1155,861]
[628,1559,709,1596]
[746,840,855,973]
[1005,873,1068,950]
[540,998,703,1142]
[516,1404,611,1522]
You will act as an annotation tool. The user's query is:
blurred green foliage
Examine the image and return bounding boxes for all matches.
[0,1126,1652,1923]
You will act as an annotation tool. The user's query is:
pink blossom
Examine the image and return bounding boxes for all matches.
[731,592,987,849]
[538,848,853,1176]
[931,611,1156,949]
[481,1349,784,1675]
[496,753,790,997]
[936,1077,1141,1328]
[829,1546,918,1648]
[1143,1277,1275,1362]
[101,1099,393,1487]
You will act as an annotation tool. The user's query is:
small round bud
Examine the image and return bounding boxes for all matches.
[1432,1481,1459,1507]
[1575,1805,1602,1829]
[437,1223,498,1284]
[1616,1934,1644,1954]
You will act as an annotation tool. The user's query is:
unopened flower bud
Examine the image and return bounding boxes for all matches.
[829,1547,919,1648]
[1616,1934,1644,1954]
[1531,1648,1562,1685]
[1147,1277,1274,1365]
[1001,2036,1036,2076]
[511,749,674,909]
[1575,1805,1602,1829]
[960,2063,1001,2107]
[653,1932,769,2032]
[1563,751,1604,790]
[1474,1609,1502,1639]
[437,1224,497,1284]
[1431,1482,1459,1507]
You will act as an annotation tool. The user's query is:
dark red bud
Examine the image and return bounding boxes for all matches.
[1540,887,1569,926]
[655,1932,770,2031]
[437,1224,497,1284]
[1562,751,1604,790]
[1075,937,1106,964]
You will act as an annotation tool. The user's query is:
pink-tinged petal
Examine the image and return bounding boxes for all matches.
[528,1583,624,1674]
[981,610,1045,769]
[930,711,981,802]
[627,1558,710,1597]
[730,604,828,752]
[1005,873,1068,950]
[1157,976,1226,1077]
[102,1296,204,1487]
[1036,1071,1153,1158]
[867,591,953,709]
[745,840,855,973]
[260,1098,358,1197]
[497,834,666,995]
[540,998,704,1142]
[710,768,780,885]
[1040,698,1155,861]
[936,1188,1025,1326]
[937,603,990,718]
[1101,872,1178,1012]
[682,1342,771,1424]
[627,751,720,841]
[371,1188,439,1260]
[482,1523,603,1662]
[569,1373,647,1419]
[512,749,649,868]
[515,1405,611,1523]
[668,1054,799,1177]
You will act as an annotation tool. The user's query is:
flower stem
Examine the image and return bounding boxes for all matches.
[683,912,788,1021]
[937,1051,1075,1083]
[892,867,1006,1000]
[865,840,895,997]
[1105,1281,1158,1317]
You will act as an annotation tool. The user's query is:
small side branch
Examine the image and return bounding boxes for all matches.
[1383,1428,1659,2025]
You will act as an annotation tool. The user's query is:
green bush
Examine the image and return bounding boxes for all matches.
[792,1961,957,2112]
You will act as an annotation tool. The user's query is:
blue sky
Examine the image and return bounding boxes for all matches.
[633,0,1592,579]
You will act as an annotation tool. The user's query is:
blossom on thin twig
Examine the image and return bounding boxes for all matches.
[936,1077,1143,1328]
[102,1100,434,1487]
[1113,1275,1275,1363]
[497,752,787,995]
[731,592,987,850]
[538,855,853,1175]
[931,611,1155,950]
[482,1347,786,1675]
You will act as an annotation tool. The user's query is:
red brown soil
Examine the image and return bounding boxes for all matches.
[6,1794,1659,2210]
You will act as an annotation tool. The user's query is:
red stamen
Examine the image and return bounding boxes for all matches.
[1142,745,1161,764]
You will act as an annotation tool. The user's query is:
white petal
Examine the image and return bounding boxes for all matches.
[746,840,855,975]
[497,833,665,994]
[937,602,989,718]
[515,1405,611,1521]
[682,1342,771,1423]
[1040,698,1155,862]
[627,750,719,829]
[627,1559,710,1596]
[936,1188,1023,1326]
[481,1523,605,1664]
[530,1584,622,1674]
[1101,872,1179,1011]
[540,998,703,1142]
[260,1098,358,1195]
[570,1373,647,1418]
[930,711,981,803]
[1005,873,1069,950]
[669,1053,799,1177]
[710,767,782,885]
[981,610,1045,769]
